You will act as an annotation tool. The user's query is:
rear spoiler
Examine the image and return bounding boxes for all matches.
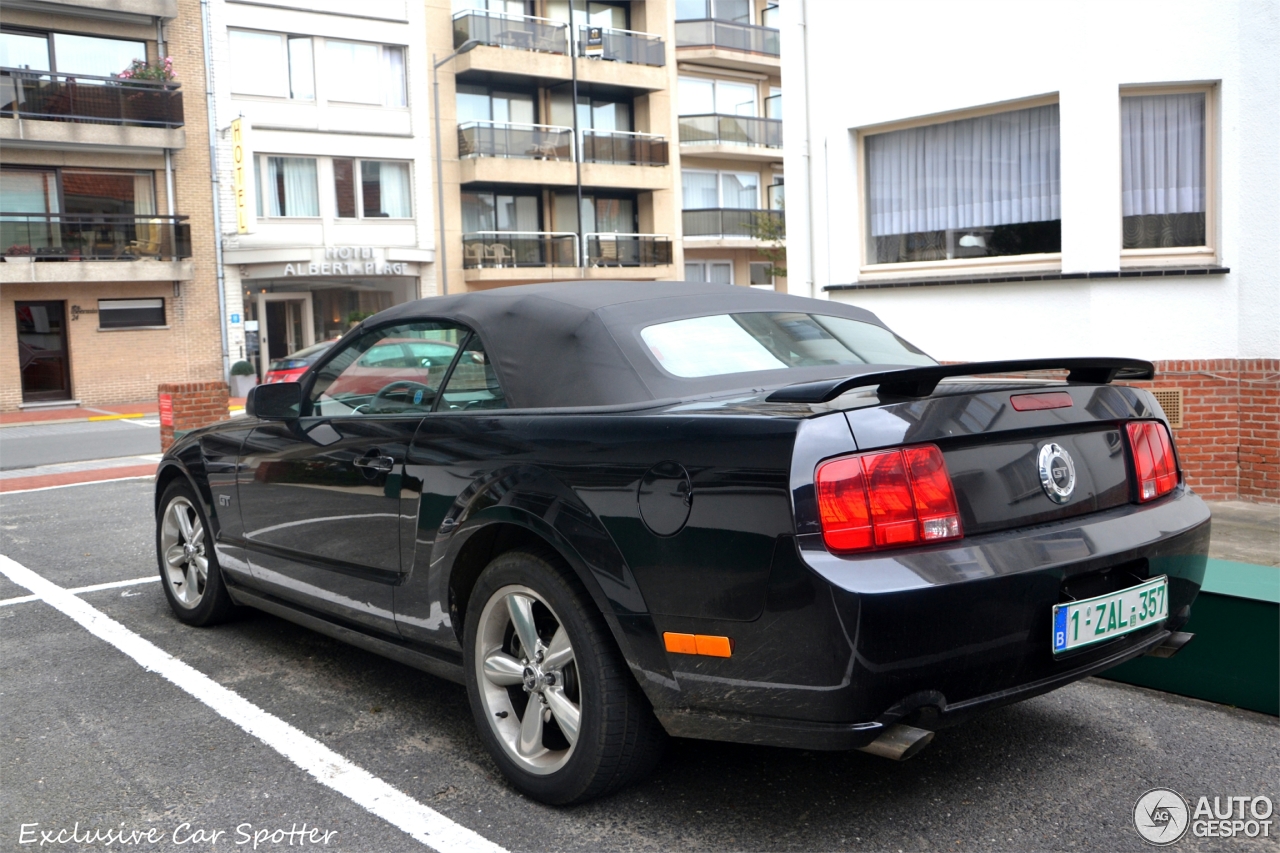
[765,358,1156,404]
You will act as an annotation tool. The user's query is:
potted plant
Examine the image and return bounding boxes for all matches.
[229,359,258,397]
[5,245,33,263]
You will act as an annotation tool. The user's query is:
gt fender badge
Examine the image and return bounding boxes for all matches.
[218,494,231,507]
[1038,443,1076,504]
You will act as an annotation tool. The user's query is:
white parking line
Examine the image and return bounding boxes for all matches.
[0,554,507,853]
[0,574,159,607]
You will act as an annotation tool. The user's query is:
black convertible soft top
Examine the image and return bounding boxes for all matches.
[371,281,897,409]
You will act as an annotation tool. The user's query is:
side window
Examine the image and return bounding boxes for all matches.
[308,321,467,416]
[438,335,506,411]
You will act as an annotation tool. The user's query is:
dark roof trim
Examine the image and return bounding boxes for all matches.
[824,266,1230,291]
[766,358,1156,403]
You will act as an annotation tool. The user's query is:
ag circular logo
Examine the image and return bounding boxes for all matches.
[1134,788,1190,845]
[1038,443,1076,504]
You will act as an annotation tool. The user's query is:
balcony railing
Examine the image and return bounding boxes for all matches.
[459,121,574,160]
[679,114,782,148]
[462,231,578,268]
[1,213,192,261]
[454,11,568,55]
[0,69,184,128]
[581,130,668,166]
[584,233,672,266]
[674,19,780,56]
[578,26,665,66]
[682,208,783,239]
[765,92,782,120]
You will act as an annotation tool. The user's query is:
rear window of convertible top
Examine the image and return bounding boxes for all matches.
[639,312,935,379]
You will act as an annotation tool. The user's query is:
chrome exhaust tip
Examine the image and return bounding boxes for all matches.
[858,724,935,761]
[1146,631,1195,659]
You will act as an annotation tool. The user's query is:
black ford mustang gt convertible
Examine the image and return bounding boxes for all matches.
[155,281,1208,804]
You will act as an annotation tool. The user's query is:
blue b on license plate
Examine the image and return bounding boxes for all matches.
[1052,576,1168,653]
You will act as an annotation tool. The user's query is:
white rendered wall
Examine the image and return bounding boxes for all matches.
[782,0,1279,362]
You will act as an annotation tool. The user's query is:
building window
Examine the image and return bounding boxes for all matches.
[456,85,536,124]
[0,29,146,77]
[675,0,750,23]
[99,298,165,329]
[256,156,319,217]
[332,158,411,218]
[678,76,757,116]
[1121,91,1207,250]
[685,260,733,284]
[325,41,406,107]
[864,102,1061,266]
[229,31,314,99]
[462,191,539,232]
[682,169,759,209]
[749,261,773,286]
[553,193,636,233]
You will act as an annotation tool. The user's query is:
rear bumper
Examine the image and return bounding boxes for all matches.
[652,486,1210,749]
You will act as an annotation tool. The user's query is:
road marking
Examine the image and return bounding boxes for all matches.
[115,417,161,428]
[0,574,159,608]
[87,413,148,422]
[0,469,156,494]
[0,554,507,853]
[0,555,509,850]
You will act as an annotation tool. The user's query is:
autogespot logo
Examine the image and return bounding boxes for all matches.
[1134,788,1190,845]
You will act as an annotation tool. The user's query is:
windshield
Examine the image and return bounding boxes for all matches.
[640,312,935,379]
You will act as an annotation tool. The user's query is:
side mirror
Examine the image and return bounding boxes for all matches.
[246,382,302,420]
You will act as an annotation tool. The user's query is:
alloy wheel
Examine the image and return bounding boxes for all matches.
[474,585,581,775]
[160,496,208,609]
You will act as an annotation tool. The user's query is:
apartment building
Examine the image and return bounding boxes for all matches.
[0,0,221,411]
[208,0,434,378]
[782,0,1278,501]
[675,0,782,289]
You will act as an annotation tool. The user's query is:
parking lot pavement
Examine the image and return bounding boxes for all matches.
[2,479,1277,853]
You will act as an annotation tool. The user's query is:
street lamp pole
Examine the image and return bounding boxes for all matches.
[432,40,480,297]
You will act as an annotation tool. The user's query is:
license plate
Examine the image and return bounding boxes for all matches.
[1052,576,1168,653]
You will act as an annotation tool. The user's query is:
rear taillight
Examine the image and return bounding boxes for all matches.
[1126,421,1179,502]
[816,444,962,554]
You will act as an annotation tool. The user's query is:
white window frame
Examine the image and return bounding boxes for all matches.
[228,30,314,100]
[681,168,761,210]
[678,75,759,117]
[332,158,414,220]
[685,259,734,285]
[855,94,1063,280]
[228,31,406,108]
[1118,83,1218,268]
[324,39,407,108]
[255,154,321,220]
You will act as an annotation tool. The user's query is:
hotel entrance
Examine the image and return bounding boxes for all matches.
[15,300,72,403]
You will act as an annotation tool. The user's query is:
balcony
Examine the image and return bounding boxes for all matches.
[683,208,783,240]
[578,26,665,67]
[679,114,782,160]
[581,130,668,166]
[0,69,184,150]
[0,213,193,283]
[675,20,781,71]
[454,11,568,55]
[459,121,574,160]
[584,233,672,267]
[462,231,578,269]
[37,0,178,19]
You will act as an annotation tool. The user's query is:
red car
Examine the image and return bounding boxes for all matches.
[263,339,342,384]
[324,338,459,398]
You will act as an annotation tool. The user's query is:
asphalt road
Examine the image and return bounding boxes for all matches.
[0,419,160,470]
[1,479,1276,853]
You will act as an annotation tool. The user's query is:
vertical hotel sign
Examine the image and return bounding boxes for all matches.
[231,118,250,234]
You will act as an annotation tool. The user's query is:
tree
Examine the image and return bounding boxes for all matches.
[748,205,786,280]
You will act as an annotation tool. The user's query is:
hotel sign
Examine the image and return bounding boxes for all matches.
[230,118,250,234]
[283,246,410,277]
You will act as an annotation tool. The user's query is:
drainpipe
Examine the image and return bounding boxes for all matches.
[799,0,818,298]
[569,7,584,275]
[200,0,231,382]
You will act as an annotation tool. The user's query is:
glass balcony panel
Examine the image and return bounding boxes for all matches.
[1,213,192,260]
[461,232,578,268]
[454,12,569,55]
[585,234,672,266]
[0,70,183,127]
[678,114,783,148]
[581,130,669,166]
[674,20,780,56]
[577,27,665,67]
[458,122,574,160]
[681,208,783,238]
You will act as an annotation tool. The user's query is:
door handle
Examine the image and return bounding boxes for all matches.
[353,452,395,473]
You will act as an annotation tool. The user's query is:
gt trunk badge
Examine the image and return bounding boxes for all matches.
[1038,443,1076,504]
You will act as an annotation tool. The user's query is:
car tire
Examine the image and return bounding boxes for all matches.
[156,479,237,626]
[463,548,666,805]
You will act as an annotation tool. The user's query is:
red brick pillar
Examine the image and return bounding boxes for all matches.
[158,381,230,453]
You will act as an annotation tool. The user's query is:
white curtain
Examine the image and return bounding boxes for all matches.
[133,174,155,215]
[383,46,406,108]
[721,172,758,208]
[377,161,411,218]
[682,170,718,208]
[867,103,1060,237]
[1121,93,1204,216]
[268,157,318,217]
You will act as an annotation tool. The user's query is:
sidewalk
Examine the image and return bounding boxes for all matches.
[0,398,246,429]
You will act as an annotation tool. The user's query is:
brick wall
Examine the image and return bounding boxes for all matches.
[1127,359,1279,504]
[158,380,229,452]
